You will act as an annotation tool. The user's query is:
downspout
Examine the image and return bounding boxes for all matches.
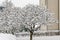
[58,0,59,35]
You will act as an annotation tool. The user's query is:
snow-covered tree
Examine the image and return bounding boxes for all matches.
[21,4,57,40]
[0,2,58,40]
[0,0,23,34]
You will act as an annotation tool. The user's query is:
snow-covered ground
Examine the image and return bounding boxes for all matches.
[0,33,16,40]
[0,33,60,40]
[17,36,60,40]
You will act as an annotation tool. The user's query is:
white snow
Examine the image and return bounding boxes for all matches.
[17,36,60,40]
[0,33,16,40]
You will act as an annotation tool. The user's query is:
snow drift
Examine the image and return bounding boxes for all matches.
[0,33,16,40]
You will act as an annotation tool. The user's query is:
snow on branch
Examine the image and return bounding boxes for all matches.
[0,2,58,33]
[21,4,58,32]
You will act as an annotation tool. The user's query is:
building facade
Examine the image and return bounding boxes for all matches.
[40,0,60,30]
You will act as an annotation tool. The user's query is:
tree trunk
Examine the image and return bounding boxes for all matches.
[30,32,33,40]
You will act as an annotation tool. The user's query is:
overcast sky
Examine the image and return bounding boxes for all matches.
[0,0,39,8]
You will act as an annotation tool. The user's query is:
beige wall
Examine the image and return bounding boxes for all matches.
[39,0,48,31]
[47,0,58,30]
[40,0,46,7]
[40,0,59,30]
